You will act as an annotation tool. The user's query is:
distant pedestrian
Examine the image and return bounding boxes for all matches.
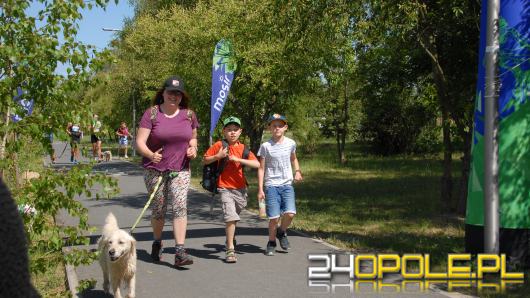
[135,75,199,267]
[257,114,303,256]
[203,116,259,263]
[116,122,130,159]
[66,121,82,164]
[90,114,103,162]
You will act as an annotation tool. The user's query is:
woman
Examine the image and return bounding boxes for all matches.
[136,75,199,267]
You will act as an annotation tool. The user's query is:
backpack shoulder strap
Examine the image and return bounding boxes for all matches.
[150,105,158,126]
[242,144,250,160]
[217,139,229,175]
[241,144,250,186]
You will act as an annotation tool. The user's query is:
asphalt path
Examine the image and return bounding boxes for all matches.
[51,141,458,298]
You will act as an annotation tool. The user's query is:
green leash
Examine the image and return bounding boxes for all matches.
[130,171,179,233]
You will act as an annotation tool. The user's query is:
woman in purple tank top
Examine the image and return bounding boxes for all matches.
[136,75,199,267]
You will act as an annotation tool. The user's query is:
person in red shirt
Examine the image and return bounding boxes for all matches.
[203,116,259,263]
[116,121,130,159]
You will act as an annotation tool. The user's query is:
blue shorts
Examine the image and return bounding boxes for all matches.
[119,137,128,146]
[265,184,296,219]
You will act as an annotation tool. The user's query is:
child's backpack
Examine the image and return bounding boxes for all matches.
[201,140,250,193]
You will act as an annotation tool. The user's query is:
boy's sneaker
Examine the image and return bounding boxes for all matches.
[277,229,291,250]
[175,248,193,266]
[124,155,128,159]
[151,241,163,262]
[266,240,276,256]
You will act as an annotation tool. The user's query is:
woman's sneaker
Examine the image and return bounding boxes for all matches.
[266,240,276,256]
[175,247,193,266]
[151,241,163,262]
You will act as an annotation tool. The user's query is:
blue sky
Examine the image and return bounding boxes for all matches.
[76,1,134,51]
[27,1,134,74]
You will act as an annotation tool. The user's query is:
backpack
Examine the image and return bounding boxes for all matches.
[201,140,250,193]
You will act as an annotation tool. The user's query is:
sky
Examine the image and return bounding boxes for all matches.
[76,1,134,51]
[27,1,135,74]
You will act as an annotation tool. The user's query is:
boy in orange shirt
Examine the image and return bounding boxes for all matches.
[203,116,259,263]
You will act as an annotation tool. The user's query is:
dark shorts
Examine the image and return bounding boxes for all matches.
[70,137,80,147]
[91,134,100,143]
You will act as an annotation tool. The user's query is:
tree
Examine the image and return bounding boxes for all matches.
[100,0,353,152]
[0,0,118,291]
[350,0,480,213]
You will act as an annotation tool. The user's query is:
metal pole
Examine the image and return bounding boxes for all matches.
[484,0,500,254]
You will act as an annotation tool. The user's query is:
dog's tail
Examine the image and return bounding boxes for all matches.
[102,212,119,236]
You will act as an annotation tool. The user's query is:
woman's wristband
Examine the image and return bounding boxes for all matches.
[295,169,302,174]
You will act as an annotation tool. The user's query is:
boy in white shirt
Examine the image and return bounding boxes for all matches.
[257,114,303,256]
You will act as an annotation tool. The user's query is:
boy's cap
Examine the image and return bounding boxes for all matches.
[223,116,242,127]
[163,75,189,99]
[267,113,287,124]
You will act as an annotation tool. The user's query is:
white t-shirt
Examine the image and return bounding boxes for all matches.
[257,136,296,187]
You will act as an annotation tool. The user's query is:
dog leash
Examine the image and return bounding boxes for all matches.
[129,171,179,233]
[57,142,69,159]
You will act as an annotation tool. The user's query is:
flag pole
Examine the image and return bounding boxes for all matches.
[484,0,500,254]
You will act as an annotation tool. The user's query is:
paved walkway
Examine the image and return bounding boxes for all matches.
[51,141,455,298]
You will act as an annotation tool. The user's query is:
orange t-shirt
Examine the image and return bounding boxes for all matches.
[204,140,257,189]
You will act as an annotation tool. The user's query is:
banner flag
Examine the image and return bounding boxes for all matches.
[12,86,34,123]
[210,39,237,135]
[467,0,530,228]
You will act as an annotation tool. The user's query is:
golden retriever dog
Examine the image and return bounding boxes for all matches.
[103,150,112,162]
[98,213,136,298]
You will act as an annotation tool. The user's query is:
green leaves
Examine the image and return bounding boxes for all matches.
[101,0,353,151]
[1,0,118,293]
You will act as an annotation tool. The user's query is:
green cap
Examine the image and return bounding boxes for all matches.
[222,116,242,127]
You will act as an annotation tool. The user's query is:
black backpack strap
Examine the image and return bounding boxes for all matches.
[217,139,229,175]
[241,144,250,186]
[242,145,250,160]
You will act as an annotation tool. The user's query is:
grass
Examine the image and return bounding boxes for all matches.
[32,260,67,297]
[30,217,68,297]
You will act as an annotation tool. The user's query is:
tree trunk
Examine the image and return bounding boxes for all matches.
[0,108,11,180]
[340,79,349,164]
[419,27,453,213]
[457,125,472,215]
[336,128,342,162]
[440,111,453,212]
[340,131,347,164]
[248,125,264,154]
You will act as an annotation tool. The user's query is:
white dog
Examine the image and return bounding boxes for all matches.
[98,213,136,298]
